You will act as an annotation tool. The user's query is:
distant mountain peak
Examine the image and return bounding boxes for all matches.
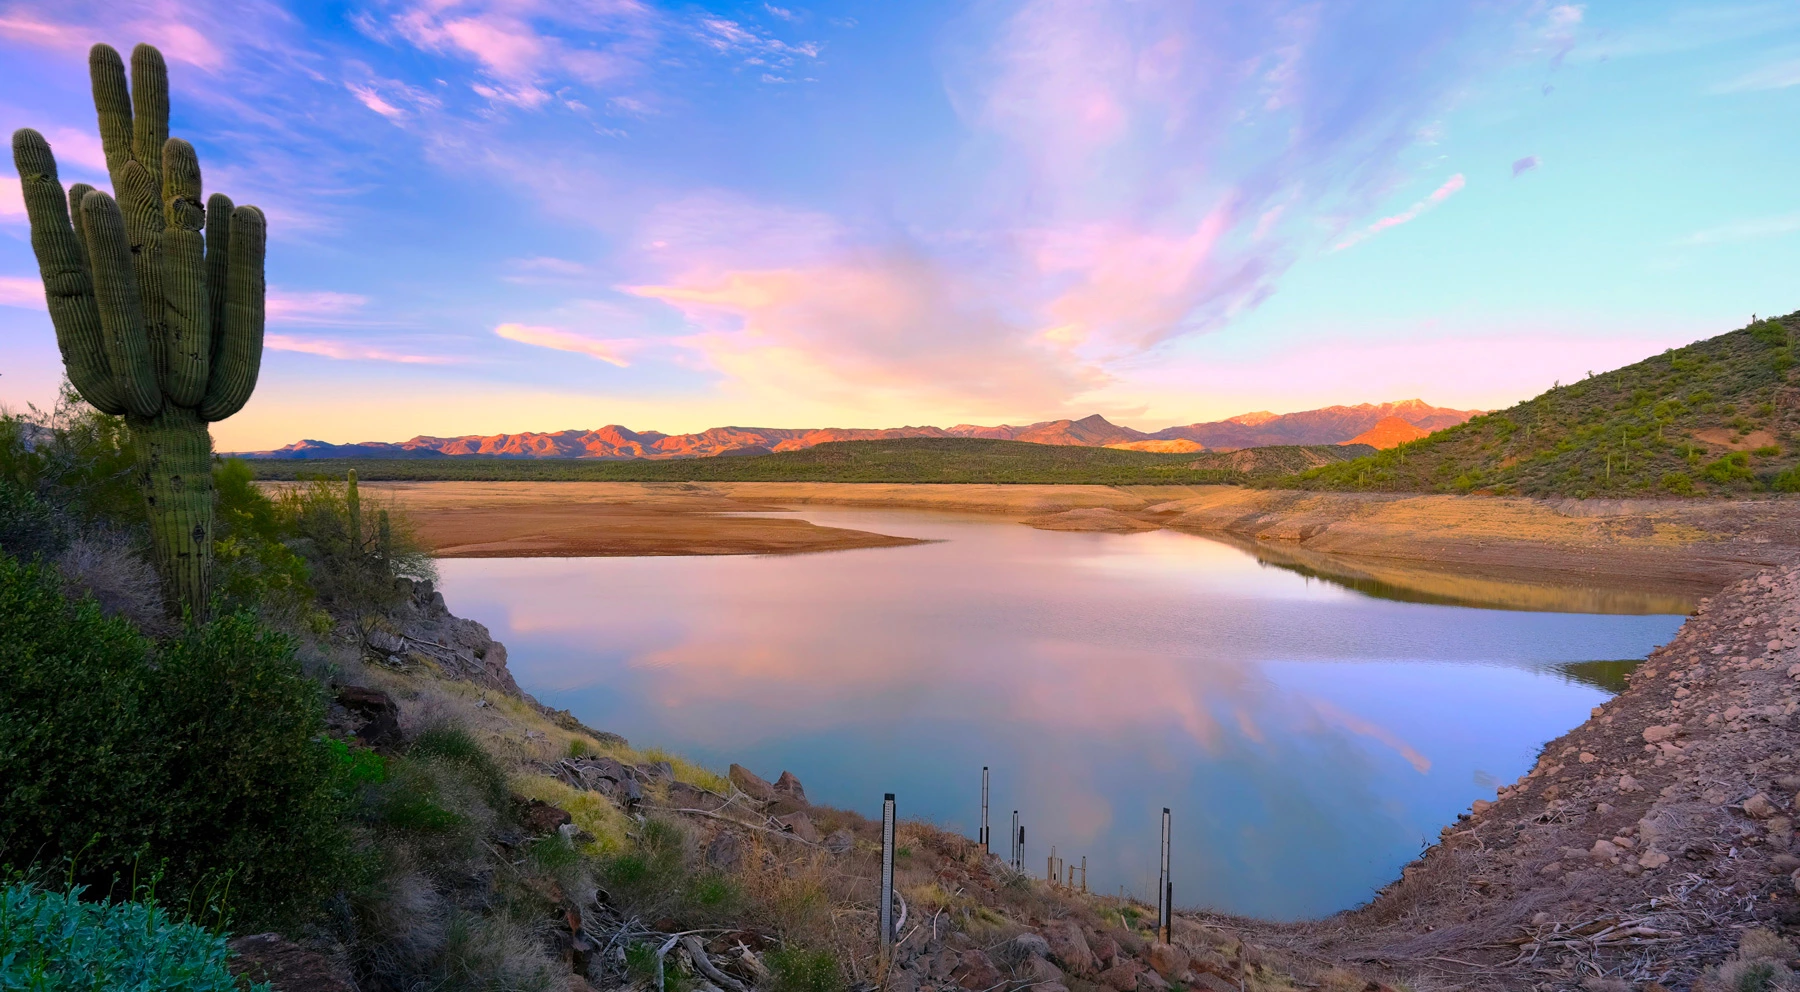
[237,400,1478,460]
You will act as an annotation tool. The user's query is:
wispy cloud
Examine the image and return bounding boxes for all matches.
[0,275,45,310]
[1332,174,1466,252]
[265,334,452,364]
[495,322,632,366]
[1715,59,1800,93]
[1512,155,1539,177]
[1677,211,1800,246]
[267,289,374,326]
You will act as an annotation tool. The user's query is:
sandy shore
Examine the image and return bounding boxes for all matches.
[344,481,1800,606]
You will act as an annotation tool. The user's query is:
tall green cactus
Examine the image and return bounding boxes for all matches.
[12,43,266,615]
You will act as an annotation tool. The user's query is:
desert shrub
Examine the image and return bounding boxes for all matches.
[0,479,62,562]
[272,473,434,616]
[1662,471,1695,495]
[0,388,138,529]
[0,881,269,991]
[0,555,349,927]
[408,724,510,810]
[1702,452,1756,486]
[767,946,846,992]
[212,458,314,621]
[1774,466,1800,493]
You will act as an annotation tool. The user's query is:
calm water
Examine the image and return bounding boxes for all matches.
[436,507,1686,920]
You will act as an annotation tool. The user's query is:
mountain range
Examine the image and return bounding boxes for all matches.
[241,400,1478,460]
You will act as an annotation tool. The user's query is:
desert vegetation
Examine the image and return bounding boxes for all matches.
[244,439,1369,486]
[1289,315,1800,497]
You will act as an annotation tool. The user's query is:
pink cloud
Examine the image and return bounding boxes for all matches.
[494,322,632,366]
[1332,173,1466,251]
[0,5,226,70]
[265,334,450,365]
[0,275,45,310]
[266,289,372,325]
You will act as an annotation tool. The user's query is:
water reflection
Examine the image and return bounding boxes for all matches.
[435,507,1686,920]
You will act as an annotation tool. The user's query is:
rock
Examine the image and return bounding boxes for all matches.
[824,828,855,854]
[1618,774,1643,792]
[729,764,778,801]
[668,781,730,812]
[512,796,573,836]
[952,950,1003,991]
[1147,942,1189,979]
[1043,920,1097,977]
[227,933,355,992]
[776,810,821,843]
[1011,933,1051,960]
[1638,850,1670,869]
[1091,935,1119,967]
[706,831,745,871]
[1773,854,1800,873]
[888,966,920,992]
[1579,752,1598,763]
[1745,793,1780,819]
[1097,960,1143,992]
[1136,967,1171,992]
[774,771,808,804]
[365,627,406,655]
[1021,954,1063,986]
[335,685,401,749]
[1470,799,1492,814]
[1643,725,1679,743]
[1590,840,1620,861]
[929,948,960,980]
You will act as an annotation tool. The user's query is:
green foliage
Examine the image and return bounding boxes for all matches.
[766,947,846,992]
[1702,452,1755,486]
[0,388,138,529]
[0,882,269,991]
[272,473,434,615]
[1285,314,1800,497]
[211,457,313,620]
[407,725,508,809]
[0,555,348,927]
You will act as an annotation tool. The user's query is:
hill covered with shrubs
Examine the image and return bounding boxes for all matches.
[1286,315,1800,497]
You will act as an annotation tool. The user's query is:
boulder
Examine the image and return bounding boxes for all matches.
[1091,935,1120,967]
[335,685,401,749]
[227,933,355,992]
[512,796,573,836]
[1022,955,1063,984]
[1147,942,1189,980]
[952,951,1003,991]
[1097,960,1143,992]
[1043,921,1097,978]
[1010,933,1051,960]
[707,831,745,871]
[668,781,730,813]
[1136,967,1171,992]
[635,761,675,785]
[730,764,778,801]
[1745,793,1780,819]
[774,771,808,804]
[825,828,855,854]
[777,811,821,843]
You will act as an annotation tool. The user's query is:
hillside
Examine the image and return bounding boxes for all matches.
[240,402,1478,460]
[247,438,1278,485]
[1288,315,1800,497]
[1183,443,1374,474]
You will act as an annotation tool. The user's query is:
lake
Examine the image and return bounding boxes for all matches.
[435,506,1687,920]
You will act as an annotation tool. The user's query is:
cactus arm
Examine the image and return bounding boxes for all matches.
[160,138,209,406]
[89,45,134,179]
[129,45,168,196]
[200,204,265,422]
[11,129,126,416]
[68,183,96,270]
[79,190,163,419]
[205,192,232,365]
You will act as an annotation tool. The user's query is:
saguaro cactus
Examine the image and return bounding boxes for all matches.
[13,43,266,614]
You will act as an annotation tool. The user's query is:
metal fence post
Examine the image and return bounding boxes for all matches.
[880,793,896,971]
[980,767,990,854]
[1157,808,1172,944]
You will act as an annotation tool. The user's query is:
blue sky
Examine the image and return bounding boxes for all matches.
[3,0,1799,449]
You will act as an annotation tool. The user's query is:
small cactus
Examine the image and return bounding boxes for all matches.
[12,43,266,614]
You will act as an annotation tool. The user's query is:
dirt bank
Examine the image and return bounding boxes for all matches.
[1202,563,1800,991]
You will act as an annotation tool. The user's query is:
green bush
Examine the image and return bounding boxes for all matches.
[212,459,313,620]
[0,389,138,529]
[273,474,434,616]
[0,555,349,927]
[0,882,269,991]
[1774,466,1800,493]
[1702,452,1756,486]
[766,947,846,992]
[1661,471,1695,495]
